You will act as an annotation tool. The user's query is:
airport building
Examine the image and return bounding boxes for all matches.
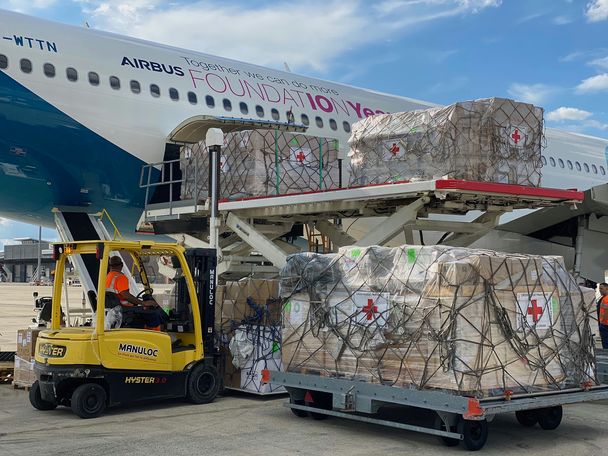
[0,238,54,283]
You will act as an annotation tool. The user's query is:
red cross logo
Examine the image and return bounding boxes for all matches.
[527,299,543,323]
[362,298,378,321]
[511,129,521,144]
[390,143,400,156]
[295,150,306,163]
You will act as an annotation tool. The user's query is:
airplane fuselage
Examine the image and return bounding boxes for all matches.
[0,9,605,230]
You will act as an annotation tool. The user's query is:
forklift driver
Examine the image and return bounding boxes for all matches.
[106,256,164,331]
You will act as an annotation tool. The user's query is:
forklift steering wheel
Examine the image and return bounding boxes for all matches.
[136,288,154,299]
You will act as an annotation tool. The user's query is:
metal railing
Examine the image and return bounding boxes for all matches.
[139,157,206,219]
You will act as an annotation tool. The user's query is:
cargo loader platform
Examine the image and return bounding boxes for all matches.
[138,176,584,276]
[263,370,608,451]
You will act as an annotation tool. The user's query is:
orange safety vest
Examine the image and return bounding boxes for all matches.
[600,296,608,326]
[105,271,130,306]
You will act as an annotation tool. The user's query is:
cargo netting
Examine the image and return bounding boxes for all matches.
[280,245,597,398]
[348,98,544,187]
[181,130,341,201]
[216,279,284,393]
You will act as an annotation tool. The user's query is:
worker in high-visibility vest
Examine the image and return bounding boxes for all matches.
[598,283,608,349]
[106,256,164,331]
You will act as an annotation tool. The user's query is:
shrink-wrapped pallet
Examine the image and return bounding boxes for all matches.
[216,279,284,393]
[280,245,596,397]
[348,98,543,187]
[181,130,341,200]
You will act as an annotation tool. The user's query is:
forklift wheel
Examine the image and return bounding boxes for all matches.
[29,381,57,411]
[186,363,220,404]
[71,383,107,419]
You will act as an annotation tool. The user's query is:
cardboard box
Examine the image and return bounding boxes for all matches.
[16,329,41,360]
[223,325,284,393]
[13,355,36,387]
[348,98,543,187]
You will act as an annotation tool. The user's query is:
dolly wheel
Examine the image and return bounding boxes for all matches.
[537,406,563,430]
[458,418,488,451]
[187,363,220,404]
[434,414,459,447]
[515,410,538,427]
[305,390,332,421]
[289,397,309,418]
[29,381,57,411]
[71,383,107,419]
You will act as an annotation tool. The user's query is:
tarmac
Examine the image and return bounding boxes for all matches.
[0,386,607,456]
[2,284,608,455]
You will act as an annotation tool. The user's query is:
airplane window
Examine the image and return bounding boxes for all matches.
[20,59,32,74]
[601,166,606,175]
[592,164,598,174]
[567,160,573,170]
[584,163,590,172]
[315,116,324,128]
[223,99,232,111]
[343,121,351,133]
[558,158,564,169]
[329,119,338,131]
[169,88,179,101]
[44,63,56,78]
[109,76,120,90]
[150,84,160,98]
[66,67,78,82]
[541,156,547,166]
[575,161,581,171]
[301,114,310,126]
[188,91,197,104]
[271,108,280,121]
[549,157,555,167]
[206,95,215,108]
[0,54,7,69]
[255,105,264,117]
[130,80,141,94]
[239,102,248,115]
[88,72,99,86]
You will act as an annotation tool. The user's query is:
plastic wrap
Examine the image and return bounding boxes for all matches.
[216,279,284,393]
[280,245,597,397]
[181,130,341,201]
[348,98,543,187]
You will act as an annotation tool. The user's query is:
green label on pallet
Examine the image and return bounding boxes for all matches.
[407,248,417,263]
[350,248,362,258]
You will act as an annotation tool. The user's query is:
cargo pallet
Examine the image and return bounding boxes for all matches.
[263,370,608,451]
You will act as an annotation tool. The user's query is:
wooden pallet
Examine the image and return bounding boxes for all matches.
[12,381,33,391]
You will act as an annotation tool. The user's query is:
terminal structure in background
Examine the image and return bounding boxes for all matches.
[1,238,54,283]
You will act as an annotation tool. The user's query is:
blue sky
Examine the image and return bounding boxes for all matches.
[0,0,607,247]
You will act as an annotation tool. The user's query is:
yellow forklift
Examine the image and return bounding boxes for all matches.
[29,240,219,418]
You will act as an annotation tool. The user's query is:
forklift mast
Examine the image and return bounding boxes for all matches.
[182,248,217,358]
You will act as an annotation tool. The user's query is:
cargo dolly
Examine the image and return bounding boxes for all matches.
[262,370,608,451]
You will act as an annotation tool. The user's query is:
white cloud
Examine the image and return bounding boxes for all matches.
[552,16,572,25]
[507,83,557,105]
[576,73,608,93]
[75,0,501,72]
[586,0,608,22]
[546,107,592,122]
[589,56,608,69]
[0,0,57,13]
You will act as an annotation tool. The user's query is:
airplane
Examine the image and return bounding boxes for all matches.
[0,9,606,238]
